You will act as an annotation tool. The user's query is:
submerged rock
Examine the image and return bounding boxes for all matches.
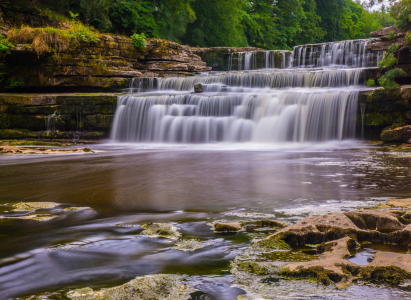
[193,83,203,93]
[0,146,95,155]
[173,239,218,251]
[140,223,180,239]
[214,222,242,232]
[67,274,194,300]
[381,125,411,143]
[10,202,59,212]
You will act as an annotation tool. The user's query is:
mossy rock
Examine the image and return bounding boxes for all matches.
[236,261,270,276]
[252,236,291,251]
[279,266,345,286]
[214,223,241,232]
[0,129,37,139]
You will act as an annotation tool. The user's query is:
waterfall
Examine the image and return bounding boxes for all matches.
[111,91,358,143]
[228,51,291,71]
[111,39,381,144]
[292,39,382,68]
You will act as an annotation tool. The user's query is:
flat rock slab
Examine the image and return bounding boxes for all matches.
[369,252,411,272]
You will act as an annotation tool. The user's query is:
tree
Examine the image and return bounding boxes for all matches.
[183,0,248,47]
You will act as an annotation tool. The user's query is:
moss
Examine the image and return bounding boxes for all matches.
[279,266,344,286]
[140,223,180,239]
[252,236,291,251]
[214,223,240,232]
[9,140,62,147]
[241,220,287,229]
[11,202,59,211]
[236,261,270,276]
[83,148,92,152]
[359,266,411,285]
[346,239,359,251]
[0,129,37,139]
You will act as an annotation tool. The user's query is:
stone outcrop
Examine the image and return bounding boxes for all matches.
[368,25,411,82]
[0,93,120,137]
[267,210,411,246]
[6,37,211,92]
[357,85,411,139]
[381,125,411,143]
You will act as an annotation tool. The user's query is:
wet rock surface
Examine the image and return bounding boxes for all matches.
[381,125,411,143]
[0,145,94,154]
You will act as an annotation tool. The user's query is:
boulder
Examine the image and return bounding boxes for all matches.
[381,125,411,143]
[194,84,203,93]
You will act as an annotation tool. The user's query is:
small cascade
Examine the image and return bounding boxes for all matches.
[228,50,291,71]
[47,111,57,132]
[292,39,382,68]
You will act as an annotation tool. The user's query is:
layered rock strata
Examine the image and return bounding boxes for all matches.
[6,37,211,92]
[369,25,411,82]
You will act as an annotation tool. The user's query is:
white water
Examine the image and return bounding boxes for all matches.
[228,50,291,71]
[293,39,382,68]
[112,39,381,144]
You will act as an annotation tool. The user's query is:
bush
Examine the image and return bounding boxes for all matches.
[131,33,146,49]
[387,30,396,40]
[379,68,407,90]
[366,79,376,87]
[7,22,100,56]
[0,36,14,54]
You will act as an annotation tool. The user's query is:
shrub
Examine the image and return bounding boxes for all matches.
[0,35,14,54]
[366,79,376,87]
[131,33,146,49]
[7,23,100,56]
[387,30,396,40]
[378,68,407,90]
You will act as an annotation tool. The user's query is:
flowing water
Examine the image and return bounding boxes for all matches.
[2,40,411,299]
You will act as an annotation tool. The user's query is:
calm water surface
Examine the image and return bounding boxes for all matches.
[1,143,411,299]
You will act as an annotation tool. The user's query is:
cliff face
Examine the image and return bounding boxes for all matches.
[368,25,411,83]
[5,36,211,92]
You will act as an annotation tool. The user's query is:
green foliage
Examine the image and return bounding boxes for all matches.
[378,53,398,69]
[0,36,14,54]
[390,0,411,29]
[388,43,399,53]
[4,0,398,49]
[131,33,147,49]
[366,79,376,87]
[0,63,25,89]
[69,11,79,21]
[379,68,407,90]
[387,30,396,40]
[184,0,248,47]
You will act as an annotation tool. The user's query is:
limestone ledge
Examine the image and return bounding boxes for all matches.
[9,37,211,90]
[0,93,121,134]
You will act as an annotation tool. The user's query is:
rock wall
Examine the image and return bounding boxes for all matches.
[0,93,119,139]
[368,25,411,83]
[358,85,411,139]
[5,37,211,92]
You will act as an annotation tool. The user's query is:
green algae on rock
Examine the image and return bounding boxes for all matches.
[214,222,242,232]
[173,239,217,251]
[66,274,194,300]
[140,223,180,239]
[251,236,291,252]
[10,202,59,212]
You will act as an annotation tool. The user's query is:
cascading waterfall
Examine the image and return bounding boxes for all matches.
[292,39,382,68]
[111,39,381,144]
[228,50,291,71]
